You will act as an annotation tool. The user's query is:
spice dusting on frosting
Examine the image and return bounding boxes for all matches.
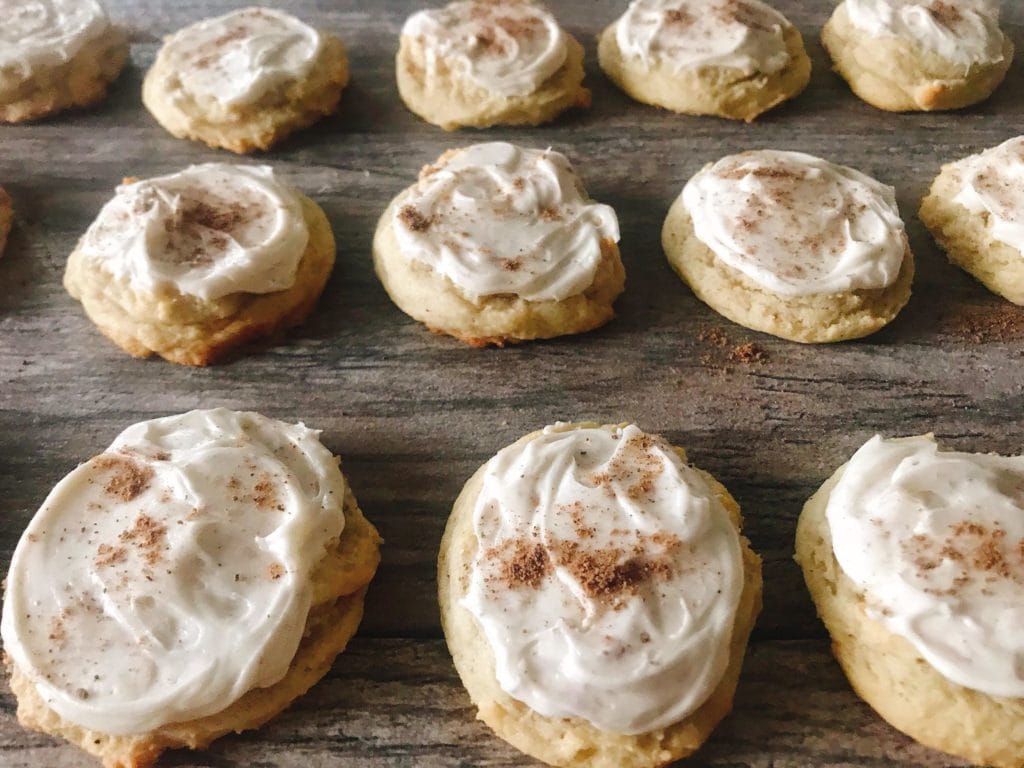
[93,455,154,502]
[119,514,168,567]
[399,205,433,232]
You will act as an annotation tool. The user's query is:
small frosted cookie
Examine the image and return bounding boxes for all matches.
[1,408,382,768]
[373,142,624,347]
[598,0,811,122]
[0,186,11,257]
[662,150,914,343]
[920,136,1024,304]
[64,163,336,365]
[143,7,348,153]
[0,0,128,123]
[396,0,590,130]
[795,435,1024,767]
[439,423,762,768]
[822,0,1013,112]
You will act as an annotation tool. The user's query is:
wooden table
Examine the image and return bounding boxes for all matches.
[1,1,1021,765]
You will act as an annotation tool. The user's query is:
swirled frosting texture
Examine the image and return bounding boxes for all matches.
[76,164,309,301]
[615,0,792,75]
[156,7,323,107]
[953,135,1024,253]
[392,142,619,302]
[0,0,113,73]
[681,150,906,296]
[825,435,1024,698]
[0,409,348,734]
[462,424,745,734]
[402,0,568,97]
[845,0,1005,65]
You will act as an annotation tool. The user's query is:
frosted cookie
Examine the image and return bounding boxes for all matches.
[64,163,336,366]
[662,150,914,343]
[1,408,382,768]
[373,142,624,346]
[143,7,348,153]
[795,435,1024,768]
[598,0,811,122]
[0,0,128,123]
[396,0,590,130]
[822,0,1013,112]
[0,186,11,257]
[440,423,762,768]
[920,136,1024,304]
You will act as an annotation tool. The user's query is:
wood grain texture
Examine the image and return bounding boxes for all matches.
[0,0,1021,765]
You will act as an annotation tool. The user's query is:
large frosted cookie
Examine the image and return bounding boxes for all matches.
[920,136,1024,304]
[373,142,624,346]
[143,7,349,153]
[662,149,914,343]
[822,0,1013,111]
[64,163,336,365]
[396,0,590,130]
[0,0,128,123]
[439,422,763,768]
[1,408,382,768]
[796,435,1024,768]
[598,0,811,122]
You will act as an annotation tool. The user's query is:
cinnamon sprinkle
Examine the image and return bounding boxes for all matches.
[95,543,127,568]
[93,455,154,502]
[118,514,168,567]
[268,562,286,580]
[399,205,433,232]
[487,538,551,589]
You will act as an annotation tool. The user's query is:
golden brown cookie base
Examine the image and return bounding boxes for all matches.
[662,196,914,343]
[396,33,590,130]
[142,34,348,154]
[438,423,763,768]
[920,159,1024,305]
[597,22,811,122]
[8,487,381,768]
[822,3,1013,112]
[795,462,1024,768]
[64,193,337,366]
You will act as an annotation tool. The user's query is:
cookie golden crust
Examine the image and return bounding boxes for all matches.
[920,160,1024,305]
[63,192,336,366]
[396,32,590,131]
[438,424,763,768]
[0,186,12,257]
[795,466,1024,768]
[7,486,382,768]
[372,197,625,347]
[142,33,348,154]
[661,196,914,343]
[0,23,127,123]
[821,3,1013,112]
[597,22,810,122]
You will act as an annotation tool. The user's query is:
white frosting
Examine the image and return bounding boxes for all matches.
[76,164,309,301]
[825,435,1024,698]
[157,7,323,107]
[402,0,567,97]
[0,0,113,74]
[463,424,745,734]
[615,0,793,76]
[392,142,619,302]
[0,409,347,734]
[681,150,906,297]
[953,136,1024,254]
[845,0,1005,65]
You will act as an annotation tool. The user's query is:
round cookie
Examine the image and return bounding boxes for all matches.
[63,163,336,366]
[0,0,128,123]
[1,408,382,768]
[143,7,348,154]
[0,186,12,257]
[795,435,1024,768]
[396,0,590,130]
[373,142,624,347]
[598,0,811,122]
[439,422,763,768]
[822,0,1013,112]
[662,149,914,343]
[920,135,1024,305]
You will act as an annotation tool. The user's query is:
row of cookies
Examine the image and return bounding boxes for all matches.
[3,1,1015,147]
[31,134,1024,365]
[3,413,1021,767]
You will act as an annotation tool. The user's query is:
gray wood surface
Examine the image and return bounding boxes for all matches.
[0,0,1020,765]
